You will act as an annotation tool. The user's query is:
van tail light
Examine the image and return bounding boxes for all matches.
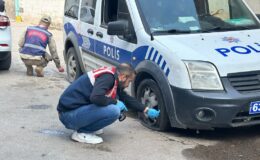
[0,44,8,47]
[0,15,10,27]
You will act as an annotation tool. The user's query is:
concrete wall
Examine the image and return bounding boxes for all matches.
[4,0,260,30]
[19,0,64,29]
[5,0,64,29]
[5,0,15,19]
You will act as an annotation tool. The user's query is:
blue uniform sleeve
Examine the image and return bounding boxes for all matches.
[118,88,145,112]
[90,73,118,106]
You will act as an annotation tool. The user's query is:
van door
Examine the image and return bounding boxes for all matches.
[95,0,137,65]
[79,0,98,70]
[64,0,80,43]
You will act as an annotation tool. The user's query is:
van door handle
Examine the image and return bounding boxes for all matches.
[96,32,103,38]
[87,29,94,35]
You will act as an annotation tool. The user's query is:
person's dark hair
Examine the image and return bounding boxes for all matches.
[116,63,136,77]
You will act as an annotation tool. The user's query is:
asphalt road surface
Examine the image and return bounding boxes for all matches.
[0,22,260,160]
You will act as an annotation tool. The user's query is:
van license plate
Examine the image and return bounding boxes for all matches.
[249,101,260,115]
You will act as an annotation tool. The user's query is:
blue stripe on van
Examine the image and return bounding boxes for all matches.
[157,55,162,65]
[147,48,154,60]
[64,23,171,77]
[166,68,170,77]
[64,23,83,46]
[152,51,158,62]
[161,61,166,70]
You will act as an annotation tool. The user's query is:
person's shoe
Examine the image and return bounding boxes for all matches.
[26,66,33,76]
[26,69,33,76]
[35,67,44,77]
[71,131,103,144]
[94,129,104,135]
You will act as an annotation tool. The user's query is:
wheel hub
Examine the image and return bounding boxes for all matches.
[141,87,159,125]
[141,88,158,108]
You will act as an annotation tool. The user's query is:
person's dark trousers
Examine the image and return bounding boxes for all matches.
[59,104,120,133]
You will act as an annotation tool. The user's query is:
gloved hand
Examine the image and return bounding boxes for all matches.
[58,67,65,73]
[116,100,128,112]
[147,108,160,119]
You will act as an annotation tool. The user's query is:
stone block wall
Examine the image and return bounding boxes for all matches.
[19,0,64,29]
[5,0,64,29]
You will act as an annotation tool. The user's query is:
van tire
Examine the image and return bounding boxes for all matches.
[137,79,170,131]
[66,47,82,82]
[0,52,11,70]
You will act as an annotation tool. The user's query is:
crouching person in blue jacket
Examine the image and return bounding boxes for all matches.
[57,63,160,144]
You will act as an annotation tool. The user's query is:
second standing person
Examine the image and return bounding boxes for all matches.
[18,15,64,77]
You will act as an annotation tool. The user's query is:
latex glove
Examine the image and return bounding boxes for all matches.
[58,67,65,73]
[147,108,160,119]
[116,100,128,112]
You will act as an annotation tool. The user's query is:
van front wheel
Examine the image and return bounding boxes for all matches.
[137,79,170,131]
[66,47,82,83]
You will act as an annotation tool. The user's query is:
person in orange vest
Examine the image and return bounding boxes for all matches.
[57,63,160,144]
[18,15,64,77]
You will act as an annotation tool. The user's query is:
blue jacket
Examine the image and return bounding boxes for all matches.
[20,26,52,56]
[57,73,145,113]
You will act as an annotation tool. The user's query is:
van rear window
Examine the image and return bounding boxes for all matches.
[80,0,97,24]
[64,0,80,19]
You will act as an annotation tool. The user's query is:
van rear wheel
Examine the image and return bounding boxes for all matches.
[137,79,170,131]
[0,52,11,70]
[66,47,82,82]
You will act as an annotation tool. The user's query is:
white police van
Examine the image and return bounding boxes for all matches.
[0,1,11,70]
[63,0,260,131]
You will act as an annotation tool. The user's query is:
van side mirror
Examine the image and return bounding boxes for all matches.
[256,14,260,20]
[107,20,129,36]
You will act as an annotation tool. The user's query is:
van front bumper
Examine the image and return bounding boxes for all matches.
[172,78,260,130]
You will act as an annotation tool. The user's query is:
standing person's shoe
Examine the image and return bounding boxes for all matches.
[35,66,44,77]
[71,131,103,144]
[26,65,33,76]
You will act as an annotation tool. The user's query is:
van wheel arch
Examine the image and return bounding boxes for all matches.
[66,47,83,82]
[64,34,85,75]
[133,72,154,97]
[132,61,185,129]
[65,40,74,56]
[64,37,84,83]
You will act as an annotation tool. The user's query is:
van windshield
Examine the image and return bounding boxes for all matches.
[137,0,260,35]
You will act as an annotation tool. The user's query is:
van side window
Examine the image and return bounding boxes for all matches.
[102,0,137,44]
[117,0,137,43]
[64,0,80,19]
[101,0,118,25]
[80,0,97,24]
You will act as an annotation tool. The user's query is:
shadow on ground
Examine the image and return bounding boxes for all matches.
[127,109,260,160]
[167,126,260,160]
[126,108,260,160]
